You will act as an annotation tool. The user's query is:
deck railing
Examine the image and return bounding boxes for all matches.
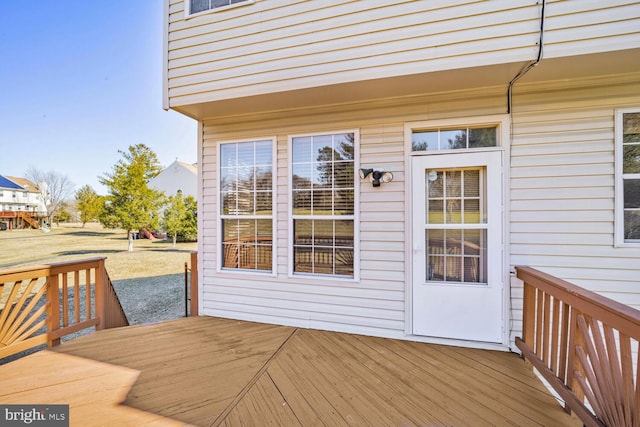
[0,257,128,359]
[516,266,640,427]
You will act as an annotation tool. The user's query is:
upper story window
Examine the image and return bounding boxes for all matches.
[290,132,356,278]
[616,108,640,245]
[412,126,497,152]
[187,0,253,16]
[219,139,274,272]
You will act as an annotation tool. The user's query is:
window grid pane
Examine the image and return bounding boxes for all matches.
[427,168,484,225]
[291,133,355,277]
[190,0,249,13]
[622,112,640,242]
[220,140,273,272]
[426,229,487,284]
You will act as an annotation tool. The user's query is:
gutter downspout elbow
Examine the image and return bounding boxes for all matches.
[507,0,546,114]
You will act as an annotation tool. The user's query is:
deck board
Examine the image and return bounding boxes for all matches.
[0,317,581,426]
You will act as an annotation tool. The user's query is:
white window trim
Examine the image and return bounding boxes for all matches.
[615,107,640,247]
[287,129,360,282]
[404,114,510,156]
[185,0,254,18]
[216,136,277,276]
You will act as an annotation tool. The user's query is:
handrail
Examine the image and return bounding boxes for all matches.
[516,266,640,427]
[0,257,128,360]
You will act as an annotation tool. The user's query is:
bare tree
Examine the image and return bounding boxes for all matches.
[26,167,74,228]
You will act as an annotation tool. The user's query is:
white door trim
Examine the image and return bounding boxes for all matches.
[403,114,511,350]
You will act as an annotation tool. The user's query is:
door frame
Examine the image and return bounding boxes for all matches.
[403,114,511,350]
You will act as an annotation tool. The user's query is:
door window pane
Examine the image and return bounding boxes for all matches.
[413,127,497,151]
[427,168,485,225]
[425,167,487,284]
[441,130,466,150]
[412,131,439,151]
[468,128,497,148]
[426,229,487,284]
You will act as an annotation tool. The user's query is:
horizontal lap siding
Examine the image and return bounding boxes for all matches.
[167,0,540,106]
[509,76,640,344]
[543,1,640,58]
[166,0,640,108]
[200,90,505,338]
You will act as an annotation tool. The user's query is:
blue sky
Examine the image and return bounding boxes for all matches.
[0,1,197,195]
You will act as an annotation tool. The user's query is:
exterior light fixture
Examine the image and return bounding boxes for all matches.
[359,168,393,187]
[359,168,373,180]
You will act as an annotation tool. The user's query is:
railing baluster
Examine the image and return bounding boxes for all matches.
[74,270,80,324]
[558,302,570,383]
[619,333,634,426]
[551,297,560,374]
[61,272,68,327]
[604,326,624,424]
[536,289,544,359]
[543,291,551,367]
[3,284,46,345]
[85,268,92,320]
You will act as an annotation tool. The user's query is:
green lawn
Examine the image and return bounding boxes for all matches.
[0,223,197,280]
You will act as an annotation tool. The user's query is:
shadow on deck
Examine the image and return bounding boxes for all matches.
[0,316,580,426]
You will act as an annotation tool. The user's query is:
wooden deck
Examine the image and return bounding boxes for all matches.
[0,316,581,426]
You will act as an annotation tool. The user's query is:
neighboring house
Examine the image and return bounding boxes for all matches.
[0,175,46,229]
[148,159,198,199]
[163,1,640,351]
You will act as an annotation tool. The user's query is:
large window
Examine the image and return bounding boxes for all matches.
[617,109,640,244]
[187,0,253,15]
[291,132,356,278]
[219,139,273,272]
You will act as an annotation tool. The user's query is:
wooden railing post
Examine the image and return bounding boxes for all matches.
[94,259,106,330]
[190,251,198,316]
[522,282,535,357]
[46,273,61,347]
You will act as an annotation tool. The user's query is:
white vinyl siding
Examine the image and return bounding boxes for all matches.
[166,0,640,108]
[197,74,640,347]
[197,87,504,341]
[508,75,640,344]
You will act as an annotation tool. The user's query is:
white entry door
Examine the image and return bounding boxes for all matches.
[411,151,503,343]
